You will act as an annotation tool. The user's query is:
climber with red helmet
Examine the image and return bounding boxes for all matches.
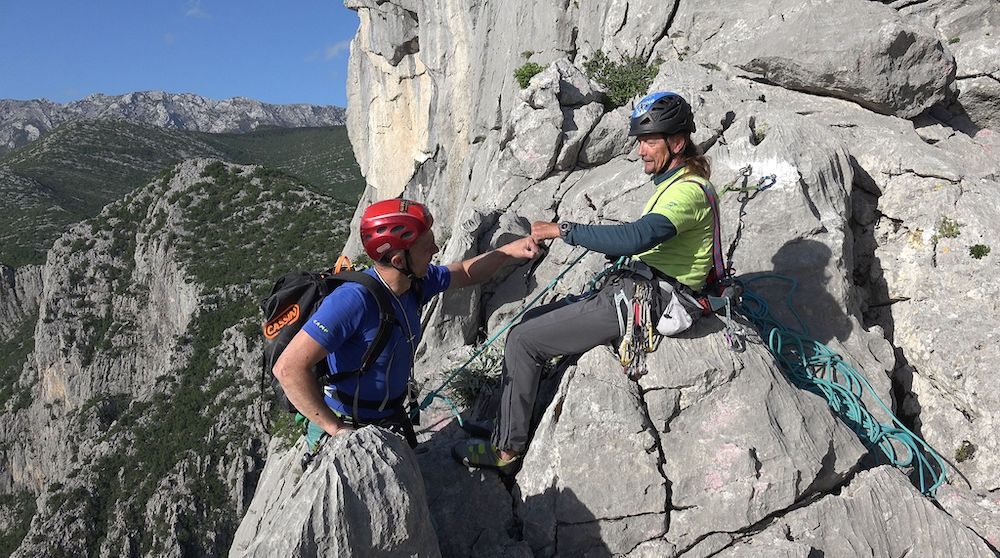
[455,91,720,472]
[273,198,540,447]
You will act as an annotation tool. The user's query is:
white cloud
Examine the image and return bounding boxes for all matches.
[324,40,351,60]
[185,0,209,18]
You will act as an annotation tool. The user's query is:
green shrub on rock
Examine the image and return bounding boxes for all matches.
[583,50,662,109]
[514,62,544,89]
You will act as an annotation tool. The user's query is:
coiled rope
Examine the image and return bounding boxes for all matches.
[737,274,948,496]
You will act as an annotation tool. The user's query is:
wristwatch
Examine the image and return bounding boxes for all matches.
[559,221,574,238]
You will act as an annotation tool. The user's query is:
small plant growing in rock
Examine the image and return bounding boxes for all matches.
[969,244,990,259]
[948,37,961,44]
[933,216,962,241]
[514,62,544,89]
[750,118,769,146]
[583,50,662,109]
[955,440,976,462]
[448,346,504,407]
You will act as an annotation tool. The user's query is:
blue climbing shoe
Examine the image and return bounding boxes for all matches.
[452,438,520,474]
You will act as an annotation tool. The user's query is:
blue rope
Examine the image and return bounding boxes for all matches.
[737,274,948,496]
[414,249,592,419]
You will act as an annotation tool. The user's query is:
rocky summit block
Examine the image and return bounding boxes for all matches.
[672,0,956,118]
[230,427,441,558]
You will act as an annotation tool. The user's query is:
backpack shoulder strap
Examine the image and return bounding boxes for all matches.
[322,271,397,380]
[411,277,425,309]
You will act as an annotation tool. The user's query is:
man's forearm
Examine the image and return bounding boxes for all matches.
[447,236,539,289]
[454,249,512,286]
[274,362,347,435]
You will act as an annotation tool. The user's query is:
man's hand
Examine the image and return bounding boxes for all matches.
[324,416,355,437]
[531,221,560,242]
[498,235,542,260]
[447,235,542,289]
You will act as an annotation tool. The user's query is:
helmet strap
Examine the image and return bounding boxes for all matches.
[654,134,689,175]
[655,145,677,175]
[400,250,419,282]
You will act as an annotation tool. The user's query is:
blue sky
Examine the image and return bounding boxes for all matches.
[0,1,360,107]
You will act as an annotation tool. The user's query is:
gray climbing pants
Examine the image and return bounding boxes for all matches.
[492,273,636,454]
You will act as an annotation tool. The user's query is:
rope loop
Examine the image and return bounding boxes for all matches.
[736,273,948,496]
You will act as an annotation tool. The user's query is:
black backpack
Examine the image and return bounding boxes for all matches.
[261,269,396,414]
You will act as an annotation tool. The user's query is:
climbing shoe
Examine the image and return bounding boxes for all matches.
[452,438,520,474]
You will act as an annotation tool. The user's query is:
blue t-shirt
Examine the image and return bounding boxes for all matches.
[302,265,451,419]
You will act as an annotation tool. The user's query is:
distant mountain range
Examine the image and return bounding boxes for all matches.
[0,91,360,268]
[0,91,362,554]
[0,91,347,155]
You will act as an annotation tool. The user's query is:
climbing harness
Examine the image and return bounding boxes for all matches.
[736,274,948,497]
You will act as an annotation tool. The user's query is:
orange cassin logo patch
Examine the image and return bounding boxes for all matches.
[263,304,301,340]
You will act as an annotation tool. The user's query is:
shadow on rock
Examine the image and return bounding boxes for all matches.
[740,237,853,345]
[518,484,612,558]
[410,342,585,556]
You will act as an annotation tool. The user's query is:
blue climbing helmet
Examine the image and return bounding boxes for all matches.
[629,92,696,136]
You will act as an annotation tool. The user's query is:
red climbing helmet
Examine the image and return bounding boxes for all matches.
[360,198,433,260]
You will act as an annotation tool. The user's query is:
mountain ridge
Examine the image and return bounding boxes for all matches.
[0,91,347,155]
[0,120,363,267]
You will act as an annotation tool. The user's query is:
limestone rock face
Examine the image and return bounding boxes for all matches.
[936,484,1000,550]
[499,59,606,179]
[734,467,997,557]
[892,0,1000,131]
[0,263,43,338]
[231,428,440,558]
[331,0,1000,555]
[669,0,956,118]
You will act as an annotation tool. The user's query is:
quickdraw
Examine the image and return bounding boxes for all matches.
[616,280,659,380]
[719,164,753,196]
[719,165,777,201]
[720,296,748,352]
[713,164,778,352]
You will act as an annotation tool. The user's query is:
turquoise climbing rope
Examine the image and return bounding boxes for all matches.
[737,274,948,496]
[414,249,592,424]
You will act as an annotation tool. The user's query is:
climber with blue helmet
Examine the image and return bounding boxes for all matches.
[454,91,719,472]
